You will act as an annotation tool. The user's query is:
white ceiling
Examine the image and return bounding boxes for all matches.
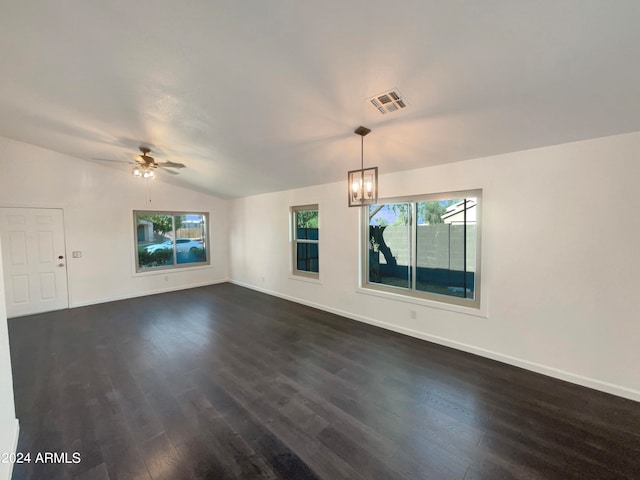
[1,1,640,198]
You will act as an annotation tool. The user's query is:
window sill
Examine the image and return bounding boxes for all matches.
[133,263,213,277]
[356,286,487,318]
[289,275,322,285]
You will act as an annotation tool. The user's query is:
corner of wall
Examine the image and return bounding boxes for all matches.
[0,420,19,480]
[0,237,19,480]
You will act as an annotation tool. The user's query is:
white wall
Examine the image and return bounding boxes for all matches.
[0,238,19,480]
[230,131,640,401]
[1,131,638,403]
[0,137,229,308]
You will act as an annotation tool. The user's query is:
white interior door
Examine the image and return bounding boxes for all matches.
[0,208,69,318]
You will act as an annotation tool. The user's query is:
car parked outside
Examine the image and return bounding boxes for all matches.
[145,238,203,254]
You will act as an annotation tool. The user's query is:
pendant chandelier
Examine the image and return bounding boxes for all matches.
[348,126,378,207]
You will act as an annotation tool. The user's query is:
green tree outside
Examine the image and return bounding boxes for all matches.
[296,210,318,228]
[138,214,173,236]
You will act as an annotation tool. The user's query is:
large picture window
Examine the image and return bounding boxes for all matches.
[291,205,319,278]
[364,190,480,308]
[134,211,209,272]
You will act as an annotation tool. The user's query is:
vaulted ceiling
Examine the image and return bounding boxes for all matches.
[2,1,640,197]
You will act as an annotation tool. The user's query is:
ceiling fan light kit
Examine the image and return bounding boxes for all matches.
[348,126,378,207]
[133,146,156,180]
[132,165,155,179]
[95,146,186,179]
[130,146,185,179]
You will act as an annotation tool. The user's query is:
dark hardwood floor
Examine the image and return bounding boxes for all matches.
[7,283,640,480]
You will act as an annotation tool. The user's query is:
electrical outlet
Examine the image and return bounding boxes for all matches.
[72,251,82,258]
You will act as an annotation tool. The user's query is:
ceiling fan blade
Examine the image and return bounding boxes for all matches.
[92,157,134,165]
[157,161,186,169]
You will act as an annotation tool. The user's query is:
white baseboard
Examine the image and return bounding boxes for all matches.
[230,280,640,403]
[0,419,19,480]
[70,278,229,308]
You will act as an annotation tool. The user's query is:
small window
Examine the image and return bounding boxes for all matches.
[364,190,481,308]
[134,211,209,272]
[291,205,319,278]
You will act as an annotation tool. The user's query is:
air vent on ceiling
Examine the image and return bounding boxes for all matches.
[369,89,407,115]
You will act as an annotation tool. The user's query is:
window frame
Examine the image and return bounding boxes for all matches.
[291,204,319,279]
[360,189,482,309]
[133,210,210,273]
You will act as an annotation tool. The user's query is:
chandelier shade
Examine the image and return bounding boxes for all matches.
[348,126,378,207]
[348,167,378,207]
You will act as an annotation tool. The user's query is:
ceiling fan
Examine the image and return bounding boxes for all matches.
[95,146,186,178]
